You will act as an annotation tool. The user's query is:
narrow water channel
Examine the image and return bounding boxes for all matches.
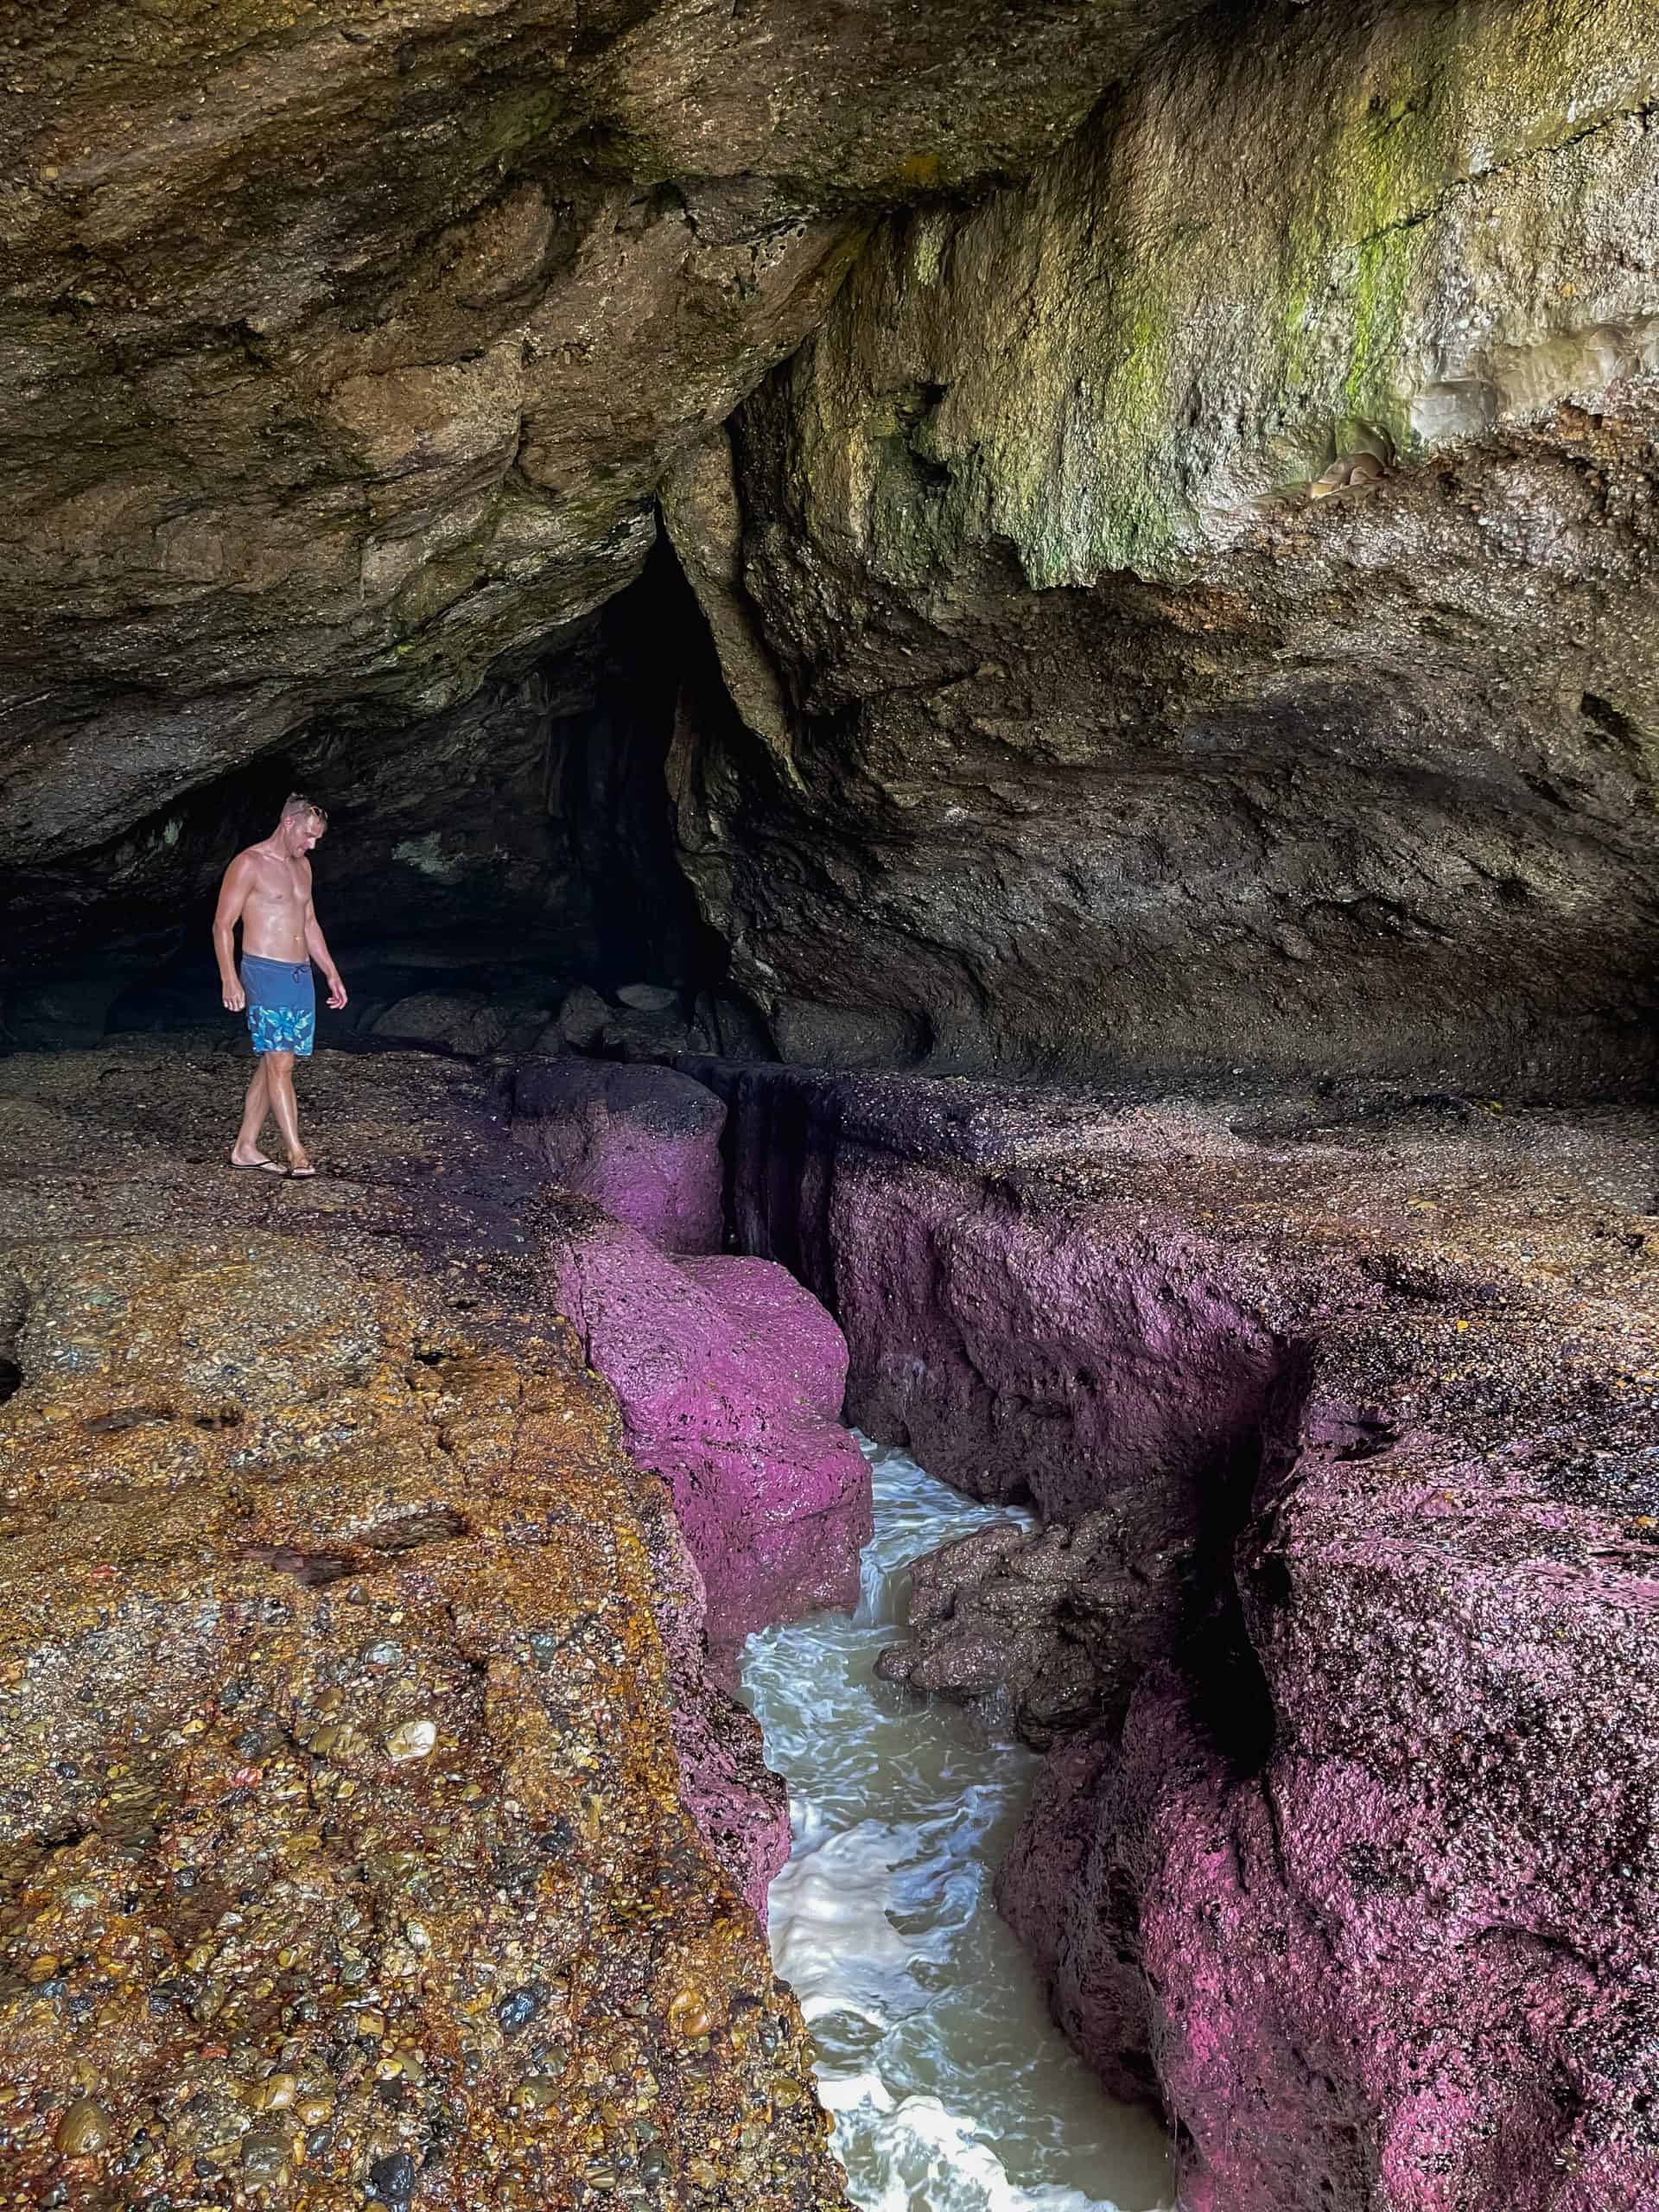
[739,1437,1176,2212]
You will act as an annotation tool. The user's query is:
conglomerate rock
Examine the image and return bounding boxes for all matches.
[669,0,1659,1091]
[0,1040,848,2209]
[692,1055,1659,2212]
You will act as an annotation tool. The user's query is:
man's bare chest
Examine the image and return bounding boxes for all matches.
[248,856,308,912]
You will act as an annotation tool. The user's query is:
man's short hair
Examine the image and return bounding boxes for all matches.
[282,792,328,827]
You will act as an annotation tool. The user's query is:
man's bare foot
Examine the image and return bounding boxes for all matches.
[231,1148,288,1176]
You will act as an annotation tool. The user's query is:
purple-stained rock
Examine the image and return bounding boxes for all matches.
[1001,1414,1659,2212]
[543,1203,872,1659]
[631,1475,791,1918]
[513,1058,727,1254]
[876,1507,1190,1745]
[688,1058,1659,2212]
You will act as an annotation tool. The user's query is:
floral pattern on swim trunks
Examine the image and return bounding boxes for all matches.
[247,1001,315,1057]
[241,955,316,1058]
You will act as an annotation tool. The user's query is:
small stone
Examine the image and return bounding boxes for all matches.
[385,1719,436,1764]
[240,2132,289,2183]
[495,1982,544,2036]
[252,2074,298,2110]
[369,2149,417,2209]
[667,1987,715,2039]
[513,2075,562,2112]
[615,983,677,1013]
[55,2099,111,2155]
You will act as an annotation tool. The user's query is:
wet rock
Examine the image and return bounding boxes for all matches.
[631,1479,791,1920]
[702,1059,1659,2212]
[54,2100,111,2156]
[597,1005,702,1065]
[616,984,680,1014]
[513,1061,728,1255]
[384,1718,437,1763]
[370,994,517,1058]
[495,1983,545,2037]
[369,2149,417,2209]
[0,1042,846,2209]
[879,1509,1193,1744]
[544,1205,872,1655]
[558,985,613,1051]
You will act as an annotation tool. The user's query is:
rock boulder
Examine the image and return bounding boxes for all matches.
[513,1058,728,1255]
[543,1201,872,1656]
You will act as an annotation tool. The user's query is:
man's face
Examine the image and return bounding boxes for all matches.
[285,814,325,856]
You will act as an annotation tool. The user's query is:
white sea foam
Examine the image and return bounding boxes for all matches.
[740,1438,1175,2212]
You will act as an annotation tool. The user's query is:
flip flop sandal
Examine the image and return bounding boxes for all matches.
[231,1160,289,1176]
[288,1166,319,1179]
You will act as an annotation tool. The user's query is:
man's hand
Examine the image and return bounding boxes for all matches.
[223,978,246,1014]
[326,974,348,1011]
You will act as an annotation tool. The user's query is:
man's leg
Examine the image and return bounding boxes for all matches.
[231,1058,276,1166]
[264,1050,311,1173]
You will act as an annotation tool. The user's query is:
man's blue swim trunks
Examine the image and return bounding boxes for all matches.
[241,953,315,1058]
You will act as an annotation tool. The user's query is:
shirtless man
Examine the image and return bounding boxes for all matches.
[213,794,347,1178]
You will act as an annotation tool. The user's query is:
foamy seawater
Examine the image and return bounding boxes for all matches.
[739,1437,1175,2212]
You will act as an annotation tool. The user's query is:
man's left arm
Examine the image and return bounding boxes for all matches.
[304,899,349,1010]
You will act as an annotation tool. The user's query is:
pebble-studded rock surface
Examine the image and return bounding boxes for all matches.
[0,1037,844,2211]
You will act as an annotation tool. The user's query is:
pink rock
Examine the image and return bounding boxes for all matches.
[545,1206,872,1659]
[689,1059,1659,2212]
[513,1060,726,1254]
[632,1480,790,1919]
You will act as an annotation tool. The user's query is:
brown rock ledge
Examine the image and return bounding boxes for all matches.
[0,1039,844,2210]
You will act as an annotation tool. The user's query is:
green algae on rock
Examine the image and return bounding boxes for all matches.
[659,0,1659,1094]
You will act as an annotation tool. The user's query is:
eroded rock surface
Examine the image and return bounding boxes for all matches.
[0,1041,842,2206]
[0,0,1199,964]
[695,1057,1659,2212]
[875,1507,1189,1747]
[544,1201,872,1659]
[670,0,1659,1090]
[513,1058,727,1255]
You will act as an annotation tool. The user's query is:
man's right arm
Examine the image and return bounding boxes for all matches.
[213,855,252,1011]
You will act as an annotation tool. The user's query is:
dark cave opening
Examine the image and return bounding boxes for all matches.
[0,534,744,1063]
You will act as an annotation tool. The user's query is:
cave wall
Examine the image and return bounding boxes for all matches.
[0,0,1201,962]
[5,0,1659,1091]
[664,0,1659,1093]
[0,554,730,1046]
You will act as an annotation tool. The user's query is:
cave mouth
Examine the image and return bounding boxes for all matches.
[0,535,741,1065]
